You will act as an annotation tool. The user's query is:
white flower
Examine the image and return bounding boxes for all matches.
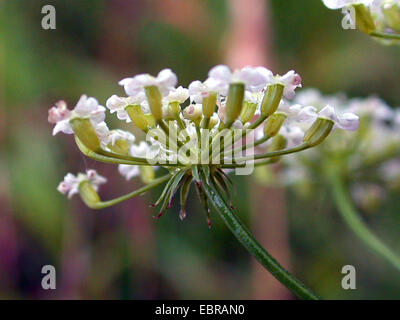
[348,96,394,123]
[48,95,106,135]
[322,0,374,9]
[279,125,305,147]
[244,91,263,105]
[183,104,203,120]
[319,105,360,131]
[188,79,224,103]
[106,93,146,123]
[118,141,161,180]
[118,164,140,181]
[107,129,136,146]
[95,122,111,147]
[207,65,269,94]
[119,69,177,96]
[269,70,302,100]
[57,169,107,198]
[165,86,189,103]
[278,101,317,123]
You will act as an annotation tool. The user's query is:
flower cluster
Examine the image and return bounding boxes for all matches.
[50,66,359,222]
[277,89,400,211]
[322,0,400,43]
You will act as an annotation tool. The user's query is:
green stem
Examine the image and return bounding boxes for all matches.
[83,174,171,209]
[200,173,320,300]
[76,137,184,168]
[223,143,311,164]
[370,31,400,41]
[330,173,400,272]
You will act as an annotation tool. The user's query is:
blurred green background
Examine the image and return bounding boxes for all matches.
[1,0,400,299]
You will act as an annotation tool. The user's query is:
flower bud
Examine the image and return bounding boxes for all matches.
[240,102,257,123]
[79,181,101,209]
[126,105,149,131]
[144,85,163,120]
[268,134,287,163]
[261,84,284,117]
[202,92,217,118]
[264,113,286,138]
[383,2,400,31]
[269,134,287,152]
[224,83,245,127]
[208,114,219,129]
[70,118,100,152]
[303,117,334,147]
[144,114,156,128]
[139,166,155,184]
[354,4,376,34]
[183,104,202,121]
[168,101,181,117]
[108,140,130,155]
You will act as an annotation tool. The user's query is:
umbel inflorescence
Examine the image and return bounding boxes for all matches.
[49,65,359,224]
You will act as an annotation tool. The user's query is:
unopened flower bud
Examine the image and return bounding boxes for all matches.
[354,4,376,34]
[79,180,101,209]
[139,166,155,184]
[269,134,287,152]
[224,83,245,127]
[125,105,149,131]
[261,84,284,117]
[208,113,219,129]
[144,85,163,120]
[168,101,181,117]
[269,134,287,163]
[202,92,217,118]
[240,102,257,123]
[303,117,334,147]
[108,139,130,155]
[264,113,286,138]
[144,114,156,128]
[70,118,100,152]
[183,104,202,121]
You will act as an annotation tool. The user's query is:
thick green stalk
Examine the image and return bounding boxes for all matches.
[330,173,400,272]
[200,173,320,300]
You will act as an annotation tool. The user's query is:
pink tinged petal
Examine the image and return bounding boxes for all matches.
[318,105,337,121]
[235,67,268,92]
[336,113,360,131]
[90,106,106,124]
[48,100,71,124]
[52,120,73,135]
[57,181,70,195]
[118,78,133,86]
[297,106,318,122]
[157,69,178,88]
[118,164,140,180]
[208,65,232,82]
[255,67,274,83]
[322,0,373,9]
[67,188,79,199]
[106,95,126,113]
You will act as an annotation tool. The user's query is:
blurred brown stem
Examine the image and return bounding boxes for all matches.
[225,0,291,299]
